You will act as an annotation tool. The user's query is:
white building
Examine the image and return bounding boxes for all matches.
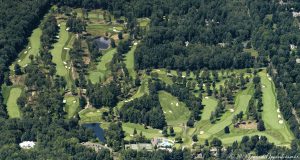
[19,141,36,149]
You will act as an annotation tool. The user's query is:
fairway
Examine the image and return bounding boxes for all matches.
[50,22,69,77]
[201,97,218,120]
[158,91,190,126]
[259,71,294,143]
[19,28,42,67]
[6,87,22,118]
[65,96,79,119]
[88,48,116,84]
[123,122,162,140]
[124,45,137,79]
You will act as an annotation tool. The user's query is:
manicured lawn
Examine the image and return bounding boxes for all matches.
[64,96,79,119]
[6,87,22,118]
[158,91,190,126]
[88,48,116,84]
[201,97,218,120]
[259,70,294,143]
[19,27,42,67]
[123,122,162,140]
[51,22,70,77]
[79,107,109,124]
[124,45,137,79]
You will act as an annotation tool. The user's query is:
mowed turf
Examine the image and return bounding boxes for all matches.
[124,45,137,79]
[259,70,294,143]
[65,96,79,119]
[123,122,162,140]
[79,107,109,124]
[6,87,22,118]
[51,22,70,77]
[201,97,218,120]
[158,91,190,126]
[18,28,42,67]
[88,48,116,84]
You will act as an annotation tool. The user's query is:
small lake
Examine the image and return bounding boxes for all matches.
[83,123,105,142]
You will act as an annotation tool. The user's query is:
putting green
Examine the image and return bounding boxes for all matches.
[259,70,294,142]
[158,91,190,126]
[88,48,116,84]
[64,96,79,119]
[125,45,137,79]
[6,87,22,118]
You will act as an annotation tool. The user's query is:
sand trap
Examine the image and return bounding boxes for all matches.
[279,120,283,124]
[63,61,67,65]
[163,111,166,114]
[56,35,60,39]
[134,42,138,46]
[157,69,161,71]
[113,29,120,32]
[68,67,71,69]
[230,109,235,112]
[171,102,173,105]
[64,47,70,50]
[278,115,281,118]
[65,66,68,69]
[262,85,265,88]
[24,51,28,54]
[66,27,70,31]
[28,47,31,49]
[203,84,206,87]
[205,96,209,99]
[73,100,76,103]
[24,64,28,67]
[200,131,204,135]
[58,24,61,27]
[176,103,179,106]
[277,109,280,113]
[124,100,128,102]
[268,77,272,81]
[97,110,101,112]
[18,60,21,62]
[169,110,173,113]
[63,100,66,103]
[182,75,186,78]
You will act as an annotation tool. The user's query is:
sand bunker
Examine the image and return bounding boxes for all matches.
[66,27,70,31]
[18,60,21,62]
[278,115,281,118]
[205,96,209,99]
[169,110,173,113]
[200,131,204,135]
[230,109,235,112]
[279,120,283,124]
[134,42,138,46]
[56,35,60,39]
[28,47,31,49]
[24,51,28,54]
[63,100,66,103]
[262,85,266,88]
[73,100,76,103]
[163,111,166,114]
[171,102,173,105]
[97,110,101,113]
[277,109,280,113]
[176,103,179,106]
[64,47,70,50]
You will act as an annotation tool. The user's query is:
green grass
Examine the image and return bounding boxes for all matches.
[138,18,150,27]
[88,48,116,84]
[123,123,162,140]
[201,97,218,120]
[259,70,294,144]
[243,48,258,57]
[158,91,190,126]
[79,107,109,124]
[6,87,22,118]
[51,22,70,77]
[124,45,137,79]
[64,96,79,119]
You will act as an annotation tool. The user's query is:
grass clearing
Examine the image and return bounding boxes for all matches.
[259,70,294,144]
[158,91,190,126]
[124,45,137,79]
[243,48,258,57]
[64,96,79,119]
[6,87,22,118]
[79,107,109,124]
[123,122,162,140]
[51,22,70,77]
[88,48,116,84]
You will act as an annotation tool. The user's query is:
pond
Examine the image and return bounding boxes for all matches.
[93,37,111,50]
[83,123,105,142]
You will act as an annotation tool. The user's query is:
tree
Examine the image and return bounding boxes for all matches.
[192,135,198,142]
[17,96,26,108]
[210,138,222,147]
[175,136,183,143]
[169,126,175,136]
[14,64,22,75]
[118,32,123,40]
[257,120,265,131]
[111,38,116,48]
[162,127,168,137]
[133,128,137,135]
[224,126,230,134]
